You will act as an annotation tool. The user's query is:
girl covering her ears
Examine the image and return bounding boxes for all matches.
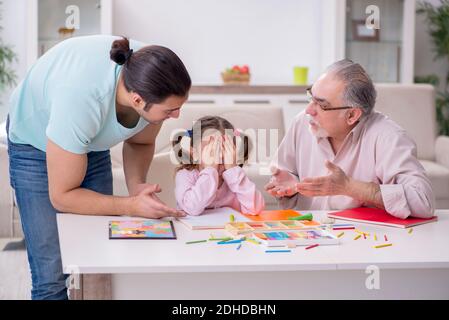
[172,116,265,216]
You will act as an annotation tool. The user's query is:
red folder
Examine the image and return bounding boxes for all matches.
[327,207,437,228]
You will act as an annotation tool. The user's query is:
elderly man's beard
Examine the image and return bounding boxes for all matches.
[306,114,330,138]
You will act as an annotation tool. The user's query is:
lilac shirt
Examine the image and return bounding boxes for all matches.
[175,166,265,216]
[274,111,435,219]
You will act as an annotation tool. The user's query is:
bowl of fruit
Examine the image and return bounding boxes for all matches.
[221,65,250,85]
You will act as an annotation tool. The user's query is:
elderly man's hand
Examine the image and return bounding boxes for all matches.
[264,167,300,198]
[296,161,350,197]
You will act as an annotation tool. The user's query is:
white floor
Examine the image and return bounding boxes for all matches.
[0,238,31,300]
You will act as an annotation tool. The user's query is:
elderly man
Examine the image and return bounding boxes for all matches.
[265,59,434,219]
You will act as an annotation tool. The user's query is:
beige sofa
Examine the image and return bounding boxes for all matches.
[374,84,449,208]
[110,104,285,209]
[1,84,449,238]
[111,84,449,210]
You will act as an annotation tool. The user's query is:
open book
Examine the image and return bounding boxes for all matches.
[177,207,309,230]
[178,207,250,230]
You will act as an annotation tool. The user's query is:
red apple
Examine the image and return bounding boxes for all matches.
[240,65,250,74]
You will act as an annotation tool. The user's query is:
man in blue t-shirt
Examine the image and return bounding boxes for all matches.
[7,35,191,299]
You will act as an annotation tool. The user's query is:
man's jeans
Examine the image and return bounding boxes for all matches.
[6,117,113,300]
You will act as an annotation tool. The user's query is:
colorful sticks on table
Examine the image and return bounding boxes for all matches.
[374,243,392,249]
[186,240,207,244]
[209,237,233,242]
[288,213,313,221]
[355,229,370,236]
[217,239,242,245]
[245,238,261,245]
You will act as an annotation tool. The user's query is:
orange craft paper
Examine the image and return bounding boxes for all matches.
[243,209,300,221]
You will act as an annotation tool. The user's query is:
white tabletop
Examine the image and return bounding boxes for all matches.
[57,210,449,274]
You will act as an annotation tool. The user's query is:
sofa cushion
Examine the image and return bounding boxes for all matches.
[155,103,285,164]
[0,121,7,146]
[375,84,436,160]
[420,160,449,200]
[243,164,278,209]
[143,151,278,210]
[110,142,123,169]
[109,104,285,170]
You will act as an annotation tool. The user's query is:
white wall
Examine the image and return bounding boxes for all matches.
[0,0,28,122]
[38,0,101,56]
[38,0,101,38]
[0,0,326,122]
[414,0,448,91]
[7,0,434,121]
[112,0,324,85]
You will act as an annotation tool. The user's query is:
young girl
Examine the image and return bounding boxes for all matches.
[173,116,265,216]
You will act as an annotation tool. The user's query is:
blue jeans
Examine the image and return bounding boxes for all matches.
[6,117,113,300]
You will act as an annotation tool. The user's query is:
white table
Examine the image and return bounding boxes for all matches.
[57,210,449,299]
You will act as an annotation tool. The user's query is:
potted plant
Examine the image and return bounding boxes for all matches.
[417,0,449,135]
[0,42,16,93]
[0,0,16,98]
[0,0,16,145]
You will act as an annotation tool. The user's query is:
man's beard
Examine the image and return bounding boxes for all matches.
[306,114,329,138]
[140,114,165,125]
[147,119,164,125]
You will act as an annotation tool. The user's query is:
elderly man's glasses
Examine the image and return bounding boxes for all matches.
[306,87,353,111]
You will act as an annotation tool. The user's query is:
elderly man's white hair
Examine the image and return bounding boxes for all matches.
[326,59,377,116]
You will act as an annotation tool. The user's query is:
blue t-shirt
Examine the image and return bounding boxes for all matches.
[8,35,148,154]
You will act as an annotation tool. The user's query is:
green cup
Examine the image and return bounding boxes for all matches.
[293,66,308,85]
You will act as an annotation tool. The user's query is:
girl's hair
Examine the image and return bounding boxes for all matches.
[172,116,251,172]
[110,37,191,110]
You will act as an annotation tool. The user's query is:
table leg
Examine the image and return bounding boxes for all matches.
[69,274,112,300]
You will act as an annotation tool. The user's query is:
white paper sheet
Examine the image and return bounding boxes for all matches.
[178,207,250,229]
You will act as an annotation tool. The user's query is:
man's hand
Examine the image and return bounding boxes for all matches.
[296,161,350,197]
[129,183,161,197]
[131,184,185,218]
[264,167,300,198]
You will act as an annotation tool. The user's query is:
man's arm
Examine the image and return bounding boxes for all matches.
[47,138,181,217]
[47,139,135,215]
[267,116,301,209]
[123,123,162,196]
[296,160,385,209]
[298,131,435,219]
[346,179,384,209]
[373,130,435,218]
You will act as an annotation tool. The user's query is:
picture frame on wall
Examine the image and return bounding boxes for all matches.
[352,19,380,42]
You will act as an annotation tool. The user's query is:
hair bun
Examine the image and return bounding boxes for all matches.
[110,37,131,65]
